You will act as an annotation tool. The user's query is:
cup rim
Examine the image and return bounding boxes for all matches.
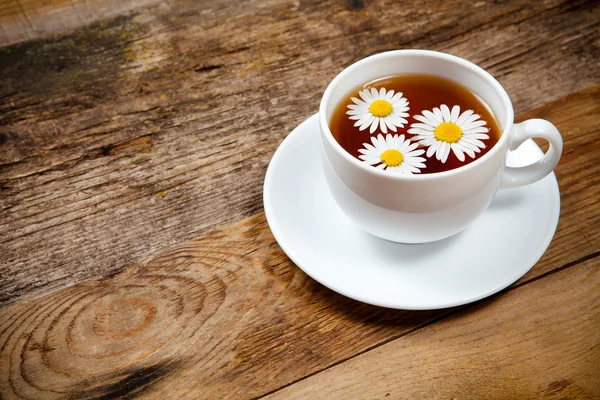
[319,49,514,180]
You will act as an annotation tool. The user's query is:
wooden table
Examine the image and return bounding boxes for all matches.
[1,0,599,398]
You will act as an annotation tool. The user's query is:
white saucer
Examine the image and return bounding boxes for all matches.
[263,114,560,310]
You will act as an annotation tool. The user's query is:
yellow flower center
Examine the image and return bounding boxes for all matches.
[434,122,463,143]
[380,149,404,167]
[369,100,393,118]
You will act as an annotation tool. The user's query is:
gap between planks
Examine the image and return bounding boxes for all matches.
[261,255,600,399]
[254,250,600,399]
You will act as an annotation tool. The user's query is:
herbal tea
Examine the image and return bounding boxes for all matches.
[330,74,501,174]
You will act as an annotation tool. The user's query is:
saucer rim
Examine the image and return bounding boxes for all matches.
[263,113,561,310]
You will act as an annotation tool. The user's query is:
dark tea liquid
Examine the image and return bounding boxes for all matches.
[330,74,501,174]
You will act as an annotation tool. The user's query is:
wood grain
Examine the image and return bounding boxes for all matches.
[1,2,599,397]
[1,0,599,305]
[0,214,444,399]
[0,213,597,399]
[0,0,160,45]
[265,258,600,400]
[512,84,600,284]
[0,214,597,400]
[0,80,599,396]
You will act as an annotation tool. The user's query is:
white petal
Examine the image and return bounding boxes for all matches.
[349,97,365,107]
[456,109,474,126]
[463,128,490,135]
[441,104,451,122]
[412,136,437,146]
[363,155,381,162]
[354,115,370,127]
[390,92,404,103]
[410,159,426,168]
[464,132,490,140]
[463,113,482,126]
[385,118,398,132]
[451,143,465,162]
[435,142,445,161]
[405,164,420,174]
[359,148,379,158]
[413,114,437,126]
[461,122,487,132]
[461,137,486,149]
[422,110,442,125]
[370,118,380,134]
[385,133,394,149]
[407,128,431,135]
[427,141,440,158]
[462,119,487,129]
[397,133,406,145]
[360,157,381,166]
[363,143,376,152]
[358,90,370,103]
[370,87,379,100]
[433,107,444,124]
[391,116,408,127]
[359,115,374,131]
[358,155,377,163]
[462,146,476,159]
[450,105,460,122]
[348,103,368,111]
[399,143,408,155]
[406,144,422,154]
[399,142,411,154]
[372,134,386,150]
[411,135,430,143]
[456,140,480,153]
[405,140,418,152]
[355,114,371,124]
[393,105,409,116]
[380,118,389,134]
[440,143,451,163]
[410,123,435,131]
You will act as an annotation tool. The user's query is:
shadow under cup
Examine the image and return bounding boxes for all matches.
[319,50,515,244]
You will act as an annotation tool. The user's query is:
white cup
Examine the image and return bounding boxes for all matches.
[319,50,563,243]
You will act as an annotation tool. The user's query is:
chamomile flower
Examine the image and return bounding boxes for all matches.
[358,133,426,175]
[408,104,490,163]
[346,87,410,134]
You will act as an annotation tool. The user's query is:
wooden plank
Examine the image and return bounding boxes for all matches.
[1,0,599,303]
[265,258,600,399]
[1,210,597,399]
[512,84,600,284]
[0,0,159,46]
[0,215,446,399]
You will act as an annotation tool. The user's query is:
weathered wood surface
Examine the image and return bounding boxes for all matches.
[1,0,600,305]
[0,0,160,45]
[1,87,599,398]
[267,258,600,400]
[0,0,599,398]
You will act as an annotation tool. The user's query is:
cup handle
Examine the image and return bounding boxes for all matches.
[500,119,563,189]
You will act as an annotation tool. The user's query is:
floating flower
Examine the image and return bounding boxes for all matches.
[346,87,410,134]
[408,105,490,163]
[358,133,426,174]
